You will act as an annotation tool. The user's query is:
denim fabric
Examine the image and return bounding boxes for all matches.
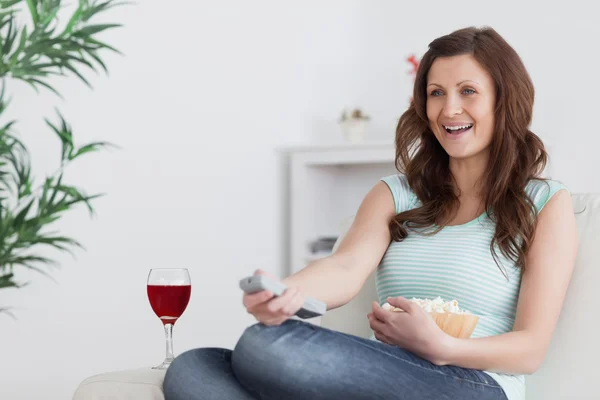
[163,320,507,400]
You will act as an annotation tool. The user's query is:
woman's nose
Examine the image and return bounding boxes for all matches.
[442,95,463,118]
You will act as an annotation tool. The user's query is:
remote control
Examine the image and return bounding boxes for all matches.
[239,275,326,319]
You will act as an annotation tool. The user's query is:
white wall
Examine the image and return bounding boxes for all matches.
[1,1,598,399]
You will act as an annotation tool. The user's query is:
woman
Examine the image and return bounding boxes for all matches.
[163,26,578,400]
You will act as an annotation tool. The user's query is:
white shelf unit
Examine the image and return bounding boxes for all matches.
[283,142,397,275]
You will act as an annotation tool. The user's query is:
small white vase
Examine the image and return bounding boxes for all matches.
[340,119,368,143]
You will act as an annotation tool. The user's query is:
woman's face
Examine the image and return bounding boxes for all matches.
[426,54,496,161]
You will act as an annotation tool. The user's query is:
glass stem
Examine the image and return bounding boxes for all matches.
[164,323,175,363]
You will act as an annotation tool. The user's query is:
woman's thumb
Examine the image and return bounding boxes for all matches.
[254,269,278,280]
[387,296,415,313]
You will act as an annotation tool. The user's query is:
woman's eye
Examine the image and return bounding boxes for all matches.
[462,88,475,95]
[430,89,443,96]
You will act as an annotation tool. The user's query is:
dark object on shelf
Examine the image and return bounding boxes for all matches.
[309,237,339,254]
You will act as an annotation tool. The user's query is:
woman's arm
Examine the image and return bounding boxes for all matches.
[282,181,395,310]
[439,189,578,374]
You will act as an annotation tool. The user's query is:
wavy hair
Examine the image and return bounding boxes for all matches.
[390,26,548,276]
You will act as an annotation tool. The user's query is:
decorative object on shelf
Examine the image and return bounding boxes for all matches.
[407,54,420,78]
[306,236,338,263]
[0,0,125,315]
[309,236,338,254]
[338,108,370,143]
[407,54,420,102]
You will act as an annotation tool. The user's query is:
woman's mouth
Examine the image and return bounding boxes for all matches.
[442,123,473,139]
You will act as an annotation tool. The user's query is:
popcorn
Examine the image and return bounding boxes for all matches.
[380,296,479,338]
[382,296,471,315]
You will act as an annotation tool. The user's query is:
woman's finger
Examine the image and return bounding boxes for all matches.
[386,296,417,314]
[266,287,298,313]
[372,301,393,322]
[369,313,388,335]
[374,330,392,345]
[261,316,287,326]
[254,269,278,280]
[243,290,274,309]
[281,288,306,316]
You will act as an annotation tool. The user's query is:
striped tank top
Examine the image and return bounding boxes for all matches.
[376,174,568,400]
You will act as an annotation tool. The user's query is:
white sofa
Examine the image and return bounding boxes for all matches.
[73,193,600,400]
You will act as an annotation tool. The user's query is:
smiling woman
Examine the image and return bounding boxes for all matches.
[392,27,545,270]
[163,26,578,400]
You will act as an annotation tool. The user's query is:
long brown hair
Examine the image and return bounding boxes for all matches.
[390,26,548,276]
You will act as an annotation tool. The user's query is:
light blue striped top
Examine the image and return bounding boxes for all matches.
[376,174,568,400]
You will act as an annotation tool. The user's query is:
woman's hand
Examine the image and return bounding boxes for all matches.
[242,269,306,326]
[367,296,451,365]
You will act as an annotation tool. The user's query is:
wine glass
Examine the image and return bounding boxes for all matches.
[147,268,191,369]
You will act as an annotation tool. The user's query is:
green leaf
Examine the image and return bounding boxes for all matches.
[83,49,107,74]
[24,0,38,25]
[6,255,56,266]
[14,66,53,78]
[0,83,10,111]
[0,13,11,32]
[73,23,121,37]
[61,3,83,36]
[44,118,64,141]
[26,77,62,97]
[61,61,91,88]
[40,2,60,28]
[64,191,102,215]
[3,256,58,281]
[38,176,53,210]
[9,25,28,66]
[81,1,127,22]
[35,235,82,251]
[12,198,34,229]
[70,141,111,160]
[0,272,17,289]
[65,52,96,72]
[56,184,80,197]
[83,37,122,54]
[46,173,62,208]
[0,1,23,9]
[35,214,60,226]
[0,309,17,319]
[45,113,73,160]
[1,15,17,56]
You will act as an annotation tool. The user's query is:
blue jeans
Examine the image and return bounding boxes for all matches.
[163,320,507,400]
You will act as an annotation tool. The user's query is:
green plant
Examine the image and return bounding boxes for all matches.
[0,0,124,312]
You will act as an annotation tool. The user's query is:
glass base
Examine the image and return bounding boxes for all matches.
[152,359,174,370]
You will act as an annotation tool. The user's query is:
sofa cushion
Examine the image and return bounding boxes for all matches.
[73,368,165,400]
[525,193,600,399]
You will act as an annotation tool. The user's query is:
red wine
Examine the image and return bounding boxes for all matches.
[147,284,191,325]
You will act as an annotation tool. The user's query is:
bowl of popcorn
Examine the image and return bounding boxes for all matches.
[382,297,479,339]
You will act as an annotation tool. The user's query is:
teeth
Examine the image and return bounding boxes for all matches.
[444,124,473,131]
